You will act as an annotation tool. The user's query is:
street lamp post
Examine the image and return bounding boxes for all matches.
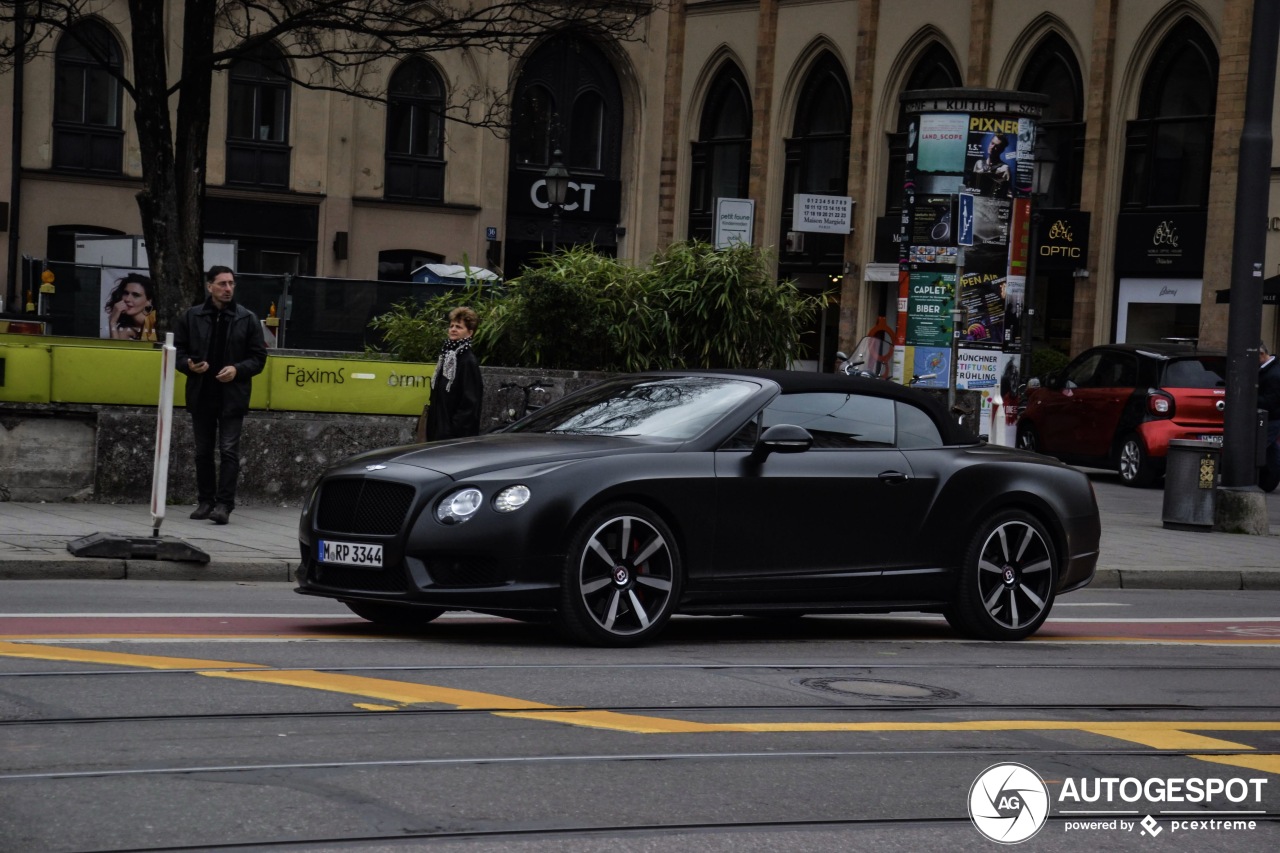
[544,150,570,252]
[1020,133,1057,384]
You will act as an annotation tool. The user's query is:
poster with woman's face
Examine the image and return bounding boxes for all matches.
[100,268,158,342]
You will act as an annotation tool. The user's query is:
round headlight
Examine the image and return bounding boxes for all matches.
[494,485,531,513]
[437,487,483,524]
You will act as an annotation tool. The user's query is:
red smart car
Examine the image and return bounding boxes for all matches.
[1017,343,1227,487]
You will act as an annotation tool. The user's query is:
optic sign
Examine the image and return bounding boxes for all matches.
[530,179,597,213]
[792,194,853,234]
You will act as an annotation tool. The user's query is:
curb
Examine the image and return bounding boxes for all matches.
[0,557,296,583]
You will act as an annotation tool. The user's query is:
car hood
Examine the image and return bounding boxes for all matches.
[337,433,675,479]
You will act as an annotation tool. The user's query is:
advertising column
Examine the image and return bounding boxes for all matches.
[895,89,1047,424]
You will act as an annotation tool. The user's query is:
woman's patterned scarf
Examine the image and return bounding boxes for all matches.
[432,336,473,392]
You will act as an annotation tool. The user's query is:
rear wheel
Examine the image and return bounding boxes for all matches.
[947,510,1058,641]
[344,600,444,631]
[1117,434,1158,487]
[557,503,682,646]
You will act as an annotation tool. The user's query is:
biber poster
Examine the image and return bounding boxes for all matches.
[915,113,969,173]
[99,267,158,341]
[957,269,1006,348]
[906,271,955,347]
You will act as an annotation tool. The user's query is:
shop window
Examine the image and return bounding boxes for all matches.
[53,20,124,174]
[378,249,444,282]
[1018,32,1085,210]
[1121,20,1217,210]
[385,60,446,202]
[688,64,752,243]
[226,43,292,188]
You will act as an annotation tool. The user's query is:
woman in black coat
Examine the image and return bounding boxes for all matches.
[425,306,483,440]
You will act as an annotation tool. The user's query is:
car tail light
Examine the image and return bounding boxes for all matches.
[1147,390,1174,418]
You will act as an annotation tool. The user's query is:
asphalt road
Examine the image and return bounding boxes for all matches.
[2,581,1278,852]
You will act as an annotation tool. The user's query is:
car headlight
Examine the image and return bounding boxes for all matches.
[494,485,531,513]
[436,487,483,525]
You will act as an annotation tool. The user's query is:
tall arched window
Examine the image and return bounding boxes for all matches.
[688,64,752,242]
[884,43,962,218]
[1018,32,1085,210]
[53,20,124,174]
[226,43,291,187]
[781,53,851,268]
[1121,20,1217,209]
[385,59,446,202]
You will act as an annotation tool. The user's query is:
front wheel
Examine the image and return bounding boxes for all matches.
[946,510,1058,641]
[557,503,682,646]
[1117,434,1158,487]
[344,600,445,631]
[1016,424,1039,453]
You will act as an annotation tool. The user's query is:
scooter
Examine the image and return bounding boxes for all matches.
[835,318,895,379]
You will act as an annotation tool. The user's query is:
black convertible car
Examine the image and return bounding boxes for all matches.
[296,370,1100,645]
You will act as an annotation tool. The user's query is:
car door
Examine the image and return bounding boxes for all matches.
[711,391,932,599]
[1034,351,1101,455]
[1075,351,1139,458]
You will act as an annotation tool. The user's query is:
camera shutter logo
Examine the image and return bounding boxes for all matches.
[968,762,1050,843]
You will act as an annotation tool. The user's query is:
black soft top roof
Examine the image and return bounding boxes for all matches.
[652,368,980,445]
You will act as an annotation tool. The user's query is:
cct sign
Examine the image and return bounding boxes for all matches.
[1035,209,1090,271]
[508,173,622,221]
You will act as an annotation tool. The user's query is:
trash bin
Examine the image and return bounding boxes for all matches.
[1161,439,1221,531]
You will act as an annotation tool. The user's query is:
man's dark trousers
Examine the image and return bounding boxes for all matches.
[192,409,244,510]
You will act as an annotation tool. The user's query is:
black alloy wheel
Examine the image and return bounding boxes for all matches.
[946,509,1058,640]
[344,600,445,631]
[1117,434,1158,487]
[1016,424,1038,453]
[557,503,682,646]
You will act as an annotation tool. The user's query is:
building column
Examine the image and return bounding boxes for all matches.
[1199,0,1254,350]
[656,0,687,248]
[1072,0,1119,356]
[966,0,994,85]
[747,0,779,248]
[837,0,880,352]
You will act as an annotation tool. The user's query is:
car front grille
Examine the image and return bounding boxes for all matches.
[426,557,504,588]
[312,562,407,593]
[316,479,415,536]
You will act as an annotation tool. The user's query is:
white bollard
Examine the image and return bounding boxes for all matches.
[150,332,177,534]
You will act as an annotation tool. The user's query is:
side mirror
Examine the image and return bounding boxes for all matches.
[749,424,813,462]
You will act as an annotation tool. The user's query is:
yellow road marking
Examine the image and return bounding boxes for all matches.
[2,641,1278,776]
[0,640,267,670]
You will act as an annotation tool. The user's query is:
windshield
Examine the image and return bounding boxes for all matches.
[507,376,760,439]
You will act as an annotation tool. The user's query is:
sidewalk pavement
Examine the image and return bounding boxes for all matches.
[0,472,1277,589]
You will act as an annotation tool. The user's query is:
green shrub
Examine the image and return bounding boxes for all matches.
[365,241,827,372]
[1030,346,1071,379]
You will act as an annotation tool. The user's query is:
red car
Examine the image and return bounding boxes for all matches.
[1017,343,1226,487]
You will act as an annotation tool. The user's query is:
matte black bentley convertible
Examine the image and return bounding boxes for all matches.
[296,370,1100,645]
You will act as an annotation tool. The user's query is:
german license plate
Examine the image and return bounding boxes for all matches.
[1199,434,1223,445]
[318,540,383,567]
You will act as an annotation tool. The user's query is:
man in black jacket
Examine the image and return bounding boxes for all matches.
[174,266,268,524]
[1260,341,1280,493]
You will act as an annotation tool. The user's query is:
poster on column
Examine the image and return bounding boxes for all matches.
[957,268,1006,348]
[908,346,950,389]
[906,271,955,347]
[956,348,1022,422]
[914,114,969,173]
[1003,274,1026,349]
[99,267,158,341]
[964,115,1021,198]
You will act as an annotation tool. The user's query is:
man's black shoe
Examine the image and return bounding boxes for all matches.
[190,503,214,520]
[208,505,232,525]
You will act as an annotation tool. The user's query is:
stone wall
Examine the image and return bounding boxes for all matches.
[0,366,975,505]
[0,366,609,505]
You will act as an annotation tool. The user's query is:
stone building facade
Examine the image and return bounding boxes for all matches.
[2,1,1277,367]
